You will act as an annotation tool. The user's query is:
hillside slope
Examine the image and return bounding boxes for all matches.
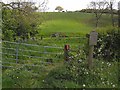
[39,12,114,36]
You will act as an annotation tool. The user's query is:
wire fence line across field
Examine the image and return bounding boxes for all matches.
[2,41,64,54]
[2,54,63,63]
[3,41,63,49]
[2,47,63,55]
[2,49,64,60]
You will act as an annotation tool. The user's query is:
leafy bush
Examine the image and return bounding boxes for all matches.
[94,28,120,62]
[2,5,40,41]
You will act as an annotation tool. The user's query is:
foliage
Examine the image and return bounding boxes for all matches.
[2,2,41,41]
[94,28,120,62]
[88,1,109,27]
[43,59,118,88]
[55,6,63,12]
[80,9,118,14]
[2,65,47,88]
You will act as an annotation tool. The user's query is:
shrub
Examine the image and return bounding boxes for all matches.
[94,28,120,62]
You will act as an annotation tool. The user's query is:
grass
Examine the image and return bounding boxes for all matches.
[38,12,116,37]
[2,12,119,88]
[40,12,93,36]
[41,19,92,34]
[2,56,118,88]
[2,37,119,88]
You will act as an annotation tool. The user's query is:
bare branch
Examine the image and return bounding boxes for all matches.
[88,0,109,27]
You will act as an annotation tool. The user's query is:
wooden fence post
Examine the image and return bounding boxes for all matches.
[88,31,98,69]
[118,2,120,28]
[64,44,70,62]
[88,45,94,69]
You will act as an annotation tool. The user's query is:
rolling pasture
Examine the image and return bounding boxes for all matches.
[39,12,113,36]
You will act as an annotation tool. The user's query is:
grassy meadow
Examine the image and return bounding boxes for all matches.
[38,12,115,36]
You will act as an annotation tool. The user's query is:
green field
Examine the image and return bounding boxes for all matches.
[38,12,115,36]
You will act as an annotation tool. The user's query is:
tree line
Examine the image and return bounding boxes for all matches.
[79,9,117,14]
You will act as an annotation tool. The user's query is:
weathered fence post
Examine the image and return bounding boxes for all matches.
[64,44,70,62]
[88,30,98,69]
[118,2,120,28]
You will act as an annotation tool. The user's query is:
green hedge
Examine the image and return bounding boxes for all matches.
[94,28,120,62]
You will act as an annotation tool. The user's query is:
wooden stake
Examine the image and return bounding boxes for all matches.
[88,31,98,69]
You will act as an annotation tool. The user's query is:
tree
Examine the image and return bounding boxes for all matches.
[55,6,63,12]
[88,0,109,28]
[109,0,114,27]
[2,0,47,41]
[105,0,116,27]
